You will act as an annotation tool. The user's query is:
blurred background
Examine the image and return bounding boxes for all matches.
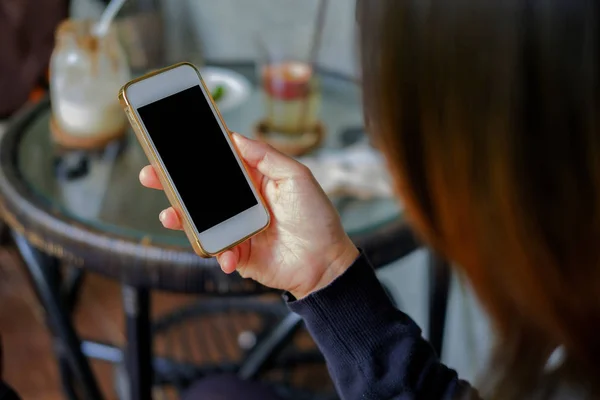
[0,1,492,399]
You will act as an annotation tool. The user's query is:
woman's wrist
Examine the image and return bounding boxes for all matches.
[291,238,359,300]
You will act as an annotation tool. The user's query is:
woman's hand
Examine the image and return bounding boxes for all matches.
[139,133,359,299]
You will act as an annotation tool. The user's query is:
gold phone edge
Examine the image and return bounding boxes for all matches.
[118,62,270,258]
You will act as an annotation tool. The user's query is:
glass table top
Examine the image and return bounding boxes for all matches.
[17,64,402,247]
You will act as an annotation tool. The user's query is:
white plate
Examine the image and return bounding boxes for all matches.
[200,66,252,113]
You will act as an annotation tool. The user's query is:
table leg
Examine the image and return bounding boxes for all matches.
[427,250,451,359]
[12,232,103,400]
[43,254,78,400]
[62,267,86,314]
[0,222,10,246]
[123,285,153,400]
[58,357,78,400]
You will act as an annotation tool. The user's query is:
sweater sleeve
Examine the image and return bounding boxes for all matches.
[285,252,480,400]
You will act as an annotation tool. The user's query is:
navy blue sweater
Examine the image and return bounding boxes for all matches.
[286,252,480,400]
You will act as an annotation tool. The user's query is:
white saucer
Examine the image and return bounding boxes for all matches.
[200,66,252,113]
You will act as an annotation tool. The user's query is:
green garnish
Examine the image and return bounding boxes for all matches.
[211,85,226,101]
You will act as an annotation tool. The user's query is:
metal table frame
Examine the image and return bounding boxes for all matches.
[8,228,450,400]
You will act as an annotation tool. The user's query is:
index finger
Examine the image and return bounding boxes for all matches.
[139,165,163,190]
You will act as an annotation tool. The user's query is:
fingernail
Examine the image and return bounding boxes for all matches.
[159,210,166,222]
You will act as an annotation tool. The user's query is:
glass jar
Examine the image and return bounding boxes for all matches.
[50,19,131,149]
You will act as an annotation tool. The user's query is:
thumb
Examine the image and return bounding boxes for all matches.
[232,132,308,181]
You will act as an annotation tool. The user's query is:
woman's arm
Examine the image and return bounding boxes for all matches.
[286,252,480,400]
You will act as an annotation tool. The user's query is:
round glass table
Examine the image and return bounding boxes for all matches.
[0,63,414,293]
[0,63,423,400]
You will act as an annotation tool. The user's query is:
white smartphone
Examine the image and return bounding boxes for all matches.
[119,62,270,257]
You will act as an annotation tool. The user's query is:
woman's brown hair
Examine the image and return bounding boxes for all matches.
[357,0,600,398]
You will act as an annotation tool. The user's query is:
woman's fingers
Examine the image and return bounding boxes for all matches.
[216,241,251,275]
[141,168,180,230]
[159,207,183,230]
[232,133,310,181]
[139,165,163,190]
[217,248,239,274]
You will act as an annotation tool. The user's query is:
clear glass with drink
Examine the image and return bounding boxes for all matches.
[261,60,320,135]
[50,19,131,149]
[255,17,324,156]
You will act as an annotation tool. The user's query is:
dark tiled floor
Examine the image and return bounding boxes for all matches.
[0,245,197,400]
[0,244,330,400]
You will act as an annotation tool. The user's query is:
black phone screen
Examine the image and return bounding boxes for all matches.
[137,85,258,233]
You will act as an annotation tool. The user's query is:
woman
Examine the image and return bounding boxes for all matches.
[141,0,600,398]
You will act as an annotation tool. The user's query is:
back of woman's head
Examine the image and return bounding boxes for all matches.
[357,0,600,397]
